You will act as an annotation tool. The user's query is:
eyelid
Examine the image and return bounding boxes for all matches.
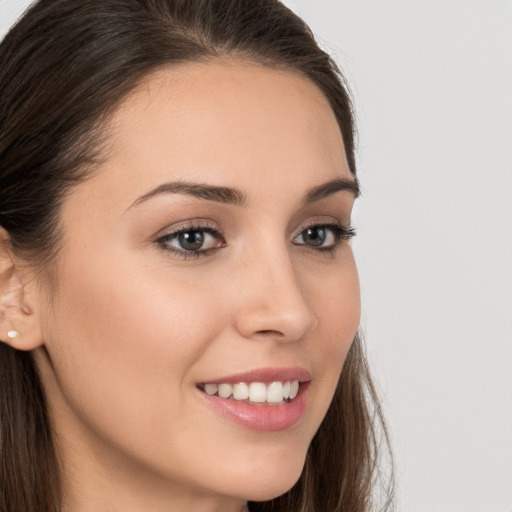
[155,218,221,238]
[293,218,355,239]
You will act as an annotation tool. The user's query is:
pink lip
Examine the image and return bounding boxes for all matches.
[197,367,311,432]
[199,366,311,385]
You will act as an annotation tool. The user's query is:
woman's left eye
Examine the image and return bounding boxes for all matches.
[293,224,355,250]
[157,227,225,258]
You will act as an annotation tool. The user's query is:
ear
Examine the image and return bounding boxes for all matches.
[0,228,44,350]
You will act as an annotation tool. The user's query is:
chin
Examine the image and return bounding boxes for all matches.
[243,479,301,503]
[225,450,306,503]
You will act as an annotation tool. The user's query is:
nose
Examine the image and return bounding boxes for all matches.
[232,247,318,343]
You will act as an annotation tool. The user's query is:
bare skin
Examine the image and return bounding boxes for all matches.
[0,61,360,511]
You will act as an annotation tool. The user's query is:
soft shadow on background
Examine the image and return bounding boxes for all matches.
[2,1,511,511]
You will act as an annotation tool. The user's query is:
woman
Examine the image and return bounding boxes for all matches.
[0,1,393,511]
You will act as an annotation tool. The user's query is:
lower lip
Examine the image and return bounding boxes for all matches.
[198,384,309,432]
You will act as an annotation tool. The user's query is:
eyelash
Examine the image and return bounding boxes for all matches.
[296,222,356,255]
[155,221,356,260]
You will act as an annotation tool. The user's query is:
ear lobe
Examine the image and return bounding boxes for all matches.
[0,228,44,351]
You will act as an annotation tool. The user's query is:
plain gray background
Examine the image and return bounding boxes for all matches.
[1,1,511,511]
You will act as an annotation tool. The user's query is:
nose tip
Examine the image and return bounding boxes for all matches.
[233,265,318,343]
[235,303,318,343]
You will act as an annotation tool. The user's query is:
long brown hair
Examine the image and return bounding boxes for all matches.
[0,1,394,510]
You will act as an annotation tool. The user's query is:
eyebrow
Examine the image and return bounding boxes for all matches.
[129,176,359,209]
[130,181,248,208]
[303,177,360,203]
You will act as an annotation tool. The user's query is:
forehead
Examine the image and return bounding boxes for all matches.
[73,60,350,212]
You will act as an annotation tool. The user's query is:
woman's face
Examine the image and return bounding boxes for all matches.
[34,61,360,509]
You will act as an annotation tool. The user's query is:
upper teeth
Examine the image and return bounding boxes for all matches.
[203,381,300,404]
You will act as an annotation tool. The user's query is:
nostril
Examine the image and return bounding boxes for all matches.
[255,329,285,337]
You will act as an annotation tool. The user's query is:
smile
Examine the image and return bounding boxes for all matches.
[197,368,311,431]
[198,380,301,405]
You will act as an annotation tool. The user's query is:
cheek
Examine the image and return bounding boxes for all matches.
[302,250,360,414]
[50,260,223,379]
[307,249,360,349]
[44,251,228,439]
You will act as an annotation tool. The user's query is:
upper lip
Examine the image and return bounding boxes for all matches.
[199,367,311,385]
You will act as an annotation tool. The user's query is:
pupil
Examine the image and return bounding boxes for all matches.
[179,230,204,251]
[305,227,326,246]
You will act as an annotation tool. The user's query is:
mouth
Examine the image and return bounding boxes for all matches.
[196,368,311,431]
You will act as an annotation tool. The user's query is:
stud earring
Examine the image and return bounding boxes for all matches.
[7,331,19,339]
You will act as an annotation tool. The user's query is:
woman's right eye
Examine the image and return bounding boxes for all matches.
[156,226,226,259]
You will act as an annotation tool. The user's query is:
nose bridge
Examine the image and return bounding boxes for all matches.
[233,235,318,342]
